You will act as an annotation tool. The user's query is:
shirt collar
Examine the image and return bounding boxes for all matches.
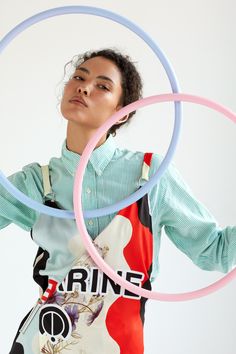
[61,135,117,176]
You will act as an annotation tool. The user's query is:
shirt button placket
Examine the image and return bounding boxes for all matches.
[86,188,91,195]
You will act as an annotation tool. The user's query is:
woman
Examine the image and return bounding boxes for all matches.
[1,49,235,354]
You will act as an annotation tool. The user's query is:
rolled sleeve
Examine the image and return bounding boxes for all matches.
[0,163,44,231]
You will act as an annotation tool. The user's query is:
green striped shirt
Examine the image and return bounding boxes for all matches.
[0,136,235,278]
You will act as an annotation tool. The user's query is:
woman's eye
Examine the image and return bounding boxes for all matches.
[98,84,109,91]
[73,75,84,81]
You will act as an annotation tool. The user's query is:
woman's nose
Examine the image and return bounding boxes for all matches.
[76,86,89,96]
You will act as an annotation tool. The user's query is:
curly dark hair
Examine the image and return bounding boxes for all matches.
[64,48,143,136]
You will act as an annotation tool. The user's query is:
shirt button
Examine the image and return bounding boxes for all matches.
[88,220,93,226]
[86,188,91,194]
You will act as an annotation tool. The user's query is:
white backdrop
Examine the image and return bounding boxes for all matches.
[0,1,236,353]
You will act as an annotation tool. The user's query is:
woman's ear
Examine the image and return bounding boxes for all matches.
[115,104,129,125]
[117,114,129,125]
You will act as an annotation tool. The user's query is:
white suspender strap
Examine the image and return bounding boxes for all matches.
[141,163,150,181]
[41,165,52,198]
[141,153,153,181]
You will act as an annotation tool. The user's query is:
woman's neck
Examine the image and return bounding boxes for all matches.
[66,121,107,155]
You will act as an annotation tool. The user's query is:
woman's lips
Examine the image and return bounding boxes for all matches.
[69,96,88,107]
[69,99,87,107]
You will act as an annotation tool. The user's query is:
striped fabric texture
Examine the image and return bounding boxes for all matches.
[0,135,235,277]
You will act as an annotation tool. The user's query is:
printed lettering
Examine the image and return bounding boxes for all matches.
[100,270,122,295]
[57,267,145,300]
[124,272,144,299]
[67,267,89,292]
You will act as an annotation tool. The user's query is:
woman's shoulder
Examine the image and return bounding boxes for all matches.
[10,162,43,182]
[114,146,162,164]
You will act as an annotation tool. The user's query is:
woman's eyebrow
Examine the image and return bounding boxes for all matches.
[77,67,114,84]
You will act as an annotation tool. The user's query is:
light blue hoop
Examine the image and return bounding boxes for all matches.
[0,6,182,218]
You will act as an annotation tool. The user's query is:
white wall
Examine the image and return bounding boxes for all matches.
[0,1,236,353]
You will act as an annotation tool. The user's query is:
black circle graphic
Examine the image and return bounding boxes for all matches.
[39,305,71,341]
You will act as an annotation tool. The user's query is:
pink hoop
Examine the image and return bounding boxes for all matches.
[73,93,236,301]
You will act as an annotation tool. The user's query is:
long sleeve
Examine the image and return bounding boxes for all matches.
[149,155,236,274]
[0,163,44,231]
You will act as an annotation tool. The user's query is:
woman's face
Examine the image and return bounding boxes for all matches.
[61,56,123,130]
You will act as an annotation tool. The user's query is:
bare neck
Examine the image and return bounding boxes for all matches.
[66,121,107,155]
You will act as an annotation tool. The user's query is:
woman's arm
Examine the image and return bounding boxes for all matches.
[149,155,236,273]
[0,163,44,231]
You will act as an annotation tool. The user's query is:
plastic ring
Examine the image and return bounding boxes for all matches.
[0,6,181,218]
[74,92,236,301]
